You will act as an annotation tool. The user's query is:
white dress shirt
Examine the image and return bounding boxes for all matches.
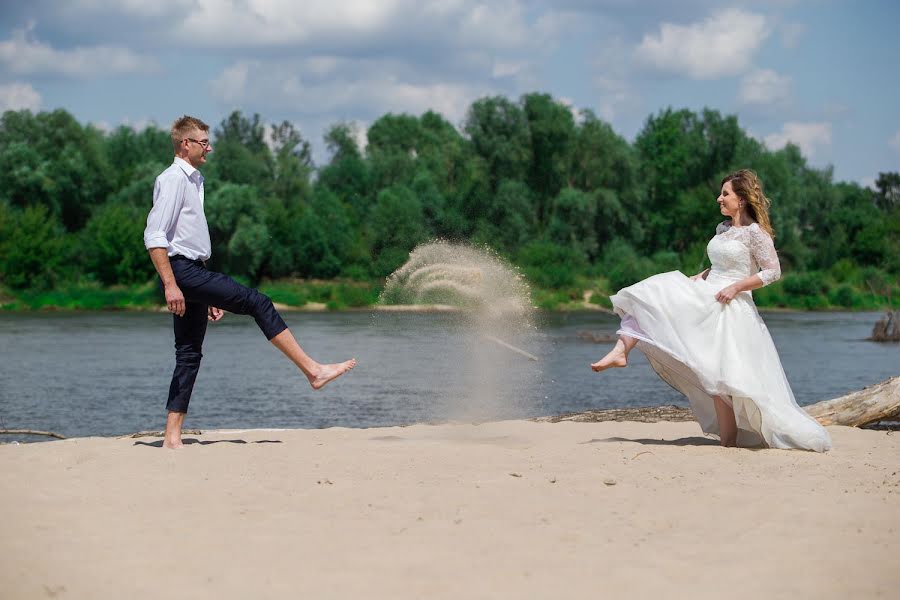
[143,157,212,261]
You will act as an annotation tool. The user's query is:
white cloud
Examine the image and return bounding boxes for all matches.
[209,58,487,124]
[0,82,41,112]
[635,9,770,79]
[492,60,526,79]
[209,61,253,104]
[763,122,832,158]
[859,176,876,189]
[889,131,900,152]
[738,69,792,106]
[0,26,160,78]
[780,22,806,48]
[350,121,369,154]
[69,0,189,19]
[593,75,633,122]
[160,0,537,52]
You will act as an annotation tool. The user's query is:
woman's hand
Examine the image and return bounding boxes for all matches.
[715,284,740,304]
[208,306,224,321]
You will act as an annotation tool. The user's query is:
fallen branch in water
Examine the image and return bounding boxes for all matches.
[870,310,900,342]
[0,429,67,440]
[483,334,539,361]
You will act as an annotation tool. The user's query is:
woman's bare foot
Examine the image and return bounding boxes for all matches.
[590,340,629,372]
[310,359,357,389]
[163,438,184,449]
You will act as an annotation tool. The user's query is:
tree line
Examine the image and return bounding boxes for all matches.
[0,94,897,310]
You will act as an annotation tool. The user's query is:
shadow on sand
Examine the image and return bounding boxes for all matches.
[133,438,283,448]
[582,436,719,447]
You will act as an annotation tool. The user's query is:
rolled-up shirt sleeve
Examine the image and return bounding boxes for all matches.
[143,174,185,250]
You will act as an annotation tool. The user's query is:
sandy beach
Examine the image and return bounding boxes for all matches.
[2,420,898,599]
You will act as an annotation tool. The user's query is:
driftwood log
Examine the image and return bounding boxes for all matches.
[0,429,67,440]
[535,405,694,424]
[804,376,900,426]
[535,376,900,429]
[122,429,203,438]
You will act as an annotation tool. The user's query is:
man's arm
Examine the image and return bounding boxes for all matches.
[149,247,185,317]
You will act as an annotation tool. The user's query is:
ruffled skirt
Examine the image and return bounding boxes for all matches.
[610,271,832,451]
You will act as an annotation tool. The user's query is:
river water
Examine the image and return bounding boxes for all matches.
[0,310,896,439]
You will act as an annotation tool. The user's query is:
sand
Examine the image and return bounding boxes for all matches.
[1,420,898,599]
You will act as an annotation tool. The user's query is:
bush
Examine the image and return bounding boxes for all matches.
[802,295,829,310]
[782,272,825,297]
[517,240,585,289]
[828,284,860,308]
[0,204,73,290]
[600,239,655,292]
[82,202,155,285]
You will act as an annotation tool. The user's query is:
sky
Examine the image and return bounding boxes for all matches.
[0,0,898,186]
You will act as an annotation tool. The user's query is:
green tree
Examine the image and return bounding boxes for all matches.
[545,187,597,259]
[522,93,575,223]
[464,96,532,192]
[0,204,71,290]
[370,185,426,276]
[82,202,155,285]
[207,111,273,187]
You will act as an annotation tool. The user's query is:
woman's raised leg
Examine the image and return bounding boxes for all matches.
[591,335,637,372]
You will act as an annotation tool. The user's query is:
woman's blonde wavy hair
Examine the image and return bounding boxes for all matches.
[721,169,775,239]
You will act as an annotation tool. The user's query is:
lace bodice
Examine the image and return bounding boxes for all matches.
[707,221,781,286]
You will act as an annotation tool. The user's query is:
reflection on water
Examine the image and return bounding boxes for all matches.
[0,311,896,438]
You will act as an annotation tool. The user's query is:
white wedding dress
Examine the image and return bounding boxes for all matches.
[610,221,832,451]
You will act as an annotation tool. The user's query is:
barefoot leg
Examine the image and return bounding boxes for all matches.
[270,328,357,390]
[591,335,637,372]
[713,395,738,447]
[163,410,186,449]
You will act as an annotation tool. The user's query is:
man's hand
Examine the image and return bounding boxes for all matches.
[208,306,224,322]
[165,284,186,317]
[715,284,740,304]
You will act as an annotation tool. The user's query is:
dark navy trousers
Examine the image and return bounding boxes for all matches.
[165,257,288,413]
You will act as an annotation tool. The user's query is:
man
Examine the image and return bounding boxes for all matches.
[144,115,356,449]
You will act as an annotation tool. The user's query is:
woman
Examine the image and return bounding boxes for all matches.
[591,169,832,451]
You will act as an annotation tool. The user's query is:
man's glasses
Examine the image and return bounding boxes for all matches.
[185,137,211,149]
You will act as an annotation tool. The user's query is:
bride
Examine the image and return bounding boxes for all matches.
[591,169,832,451]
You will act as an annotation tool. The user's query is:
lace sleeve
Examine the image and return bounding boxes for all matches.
[747,224,781,286]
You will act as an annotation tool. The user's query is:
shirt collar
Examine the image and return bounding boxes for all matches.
[173,156,201,180]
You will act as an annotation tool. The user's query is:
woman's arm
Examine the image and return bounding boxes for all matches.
[715,274,764,303]
[716,226,781,304]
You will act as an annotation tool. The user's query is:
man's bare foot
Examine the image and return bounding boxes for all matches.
[310,359,357,390]
[590,342,628,372]
[163,411,186,449]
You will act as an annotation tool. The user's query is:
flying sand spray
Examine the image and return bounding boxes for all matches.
[379,241,541,421]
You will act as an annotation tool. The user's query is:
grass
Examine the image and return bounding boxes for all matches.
[0,273,894,312]
[258,279,383,310]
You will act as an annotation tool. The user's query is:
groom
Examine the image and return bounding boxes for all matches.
[144,115,356,449]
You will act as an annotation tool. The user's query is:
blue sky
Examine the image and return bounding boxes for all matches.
[1,1,897,185]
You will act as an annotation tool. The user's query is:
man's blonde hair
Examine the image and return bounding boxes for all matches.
[171,115,210,150]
